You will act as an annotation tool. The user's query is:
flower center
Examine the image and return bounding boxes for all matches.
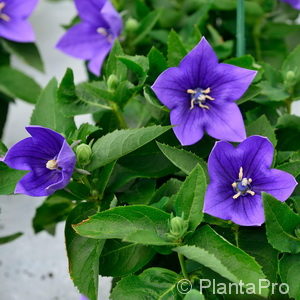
[46,159,58,170]
[97,27,114,43]
[187,87,214,110]
[231,167,255,199]
[0,2,10,22]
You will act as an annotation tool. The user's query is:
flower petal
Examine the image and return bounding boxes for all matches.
[56,23,110,60]
[57,140,76,176]
[101,1,123,36]
[151,67,190,110]
[74,0,106,24]
[281,0,300,10]
[210,63,257,102]
[0,19,35,42]
[4,0,38,18]
[205,102,246,142]
[253,169,297,201]
[87,43,112,76]
[15,169,63,197]
[170,105,205,146]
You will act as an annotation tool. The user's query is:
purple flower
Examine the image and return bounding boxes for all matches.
[151,37,257,146]
[80,295,88,300]
[3,126,76,197]
[281,0,300,10]
[204,136,297,226]
[0,0,38,42]
[56,0,122,76]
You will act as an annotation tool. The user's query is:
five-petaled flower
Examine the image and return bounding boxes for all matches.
[3,126,76,197]
[281,0,300,10]
[204,135,297,226]
[151,37,257,146]
[0,0,38,42]
[56,0,123,76]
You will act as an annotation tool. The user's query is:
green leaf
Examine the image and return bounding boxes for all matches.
[255,81,289,102]
[167,30,187,67]
[133,10,161,45]
[237,85,261,105]
[174,225,268,297]
[279,254,300,300]
[246,115,277,147]
[147,47,167,84]
[111,267,180,300]
[89,125,171,170]
[184,290,205,300]
[277,161,300,177]
[31,78,76,134]
[157,142,208,178]
[65,203,104,300]
[282,44,300,84]
[118,55,149,83]
[174,165,207,231]
[1,40,44,72]
[99,239,155,277]
[151,178,182,204]
[104,40,127,80]
[33,194,74,234]
[0,162,27,195]
[263,193,300,253]
[0,232,23,245]
[0,66,41,103]
[73,205,173,246]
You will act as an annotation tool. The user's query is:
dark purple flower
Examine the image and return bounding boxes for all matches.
[204,136,297,226]
[3,126,76,197]
[151,37,257,146]
[0,0,38,42]
[56,0,122,76]
[281,0,300,10]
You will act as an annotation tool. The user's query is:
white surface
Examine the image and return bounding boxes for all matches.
[0,1,110,300]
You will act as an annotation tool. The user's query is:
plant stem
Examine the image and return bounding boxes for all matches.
[178,253,189,279]
[111,102,128,129]
[236,0,245,57]
[233,224,239,247]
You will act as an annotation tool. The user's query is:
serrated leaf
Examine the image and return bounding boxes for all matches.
[151,178,182,204]
[277,161,300,177]
[263,193,300,253]
[73,205,173,246]
[65,203,104,300]
[279,254,300,300]
[89,125,171,170]
[174,225,268,297]
[174,165,207,231]
[31,78,76,134]
[0,232,23,245]
[167,30,187,67]
[147,47,167,84]
[246,115,277,147]
[157,142,208,178]
[282,44,300,83]
[183,290,205,300]
[0,66,41,103]
[111,267,181,300]
[99,240,155,277]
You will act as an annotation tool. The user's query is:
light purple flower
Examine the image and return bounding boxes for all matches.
[281,0,300,10]
[0,0,38,42]
[80,295,88,300]
[151,37,257,146]
[3,126,76,197]
[204,136,297,226]
[56,0,123,76]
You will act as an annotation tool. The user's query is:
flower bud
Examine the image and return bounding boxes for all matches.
[76,143,92,166]
[284,70,296,88]
[167,215,189,241]
[295,226,300,239]
[107,74,118,91]
[125,18,139,33]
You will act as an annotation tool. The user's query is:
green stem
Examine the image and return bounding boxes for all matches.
[236,0,245,57]
[233,225,239,247]
[178,253,189,279]
[111,102,128,129]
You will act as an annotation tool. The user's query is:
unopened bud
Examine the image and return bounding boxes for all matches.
[295,226,300,239]
[76,143,92,166]
[125,18,139,33]
[107,74,118,91]
[167,215,189,241]
[284,70,296,88]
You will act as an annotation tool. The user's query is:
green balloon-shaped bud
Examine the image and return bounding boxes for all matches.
[284,70,296,88]
[167,216,189,241]
[76,143,92,166]
[125,18,139,33]
[107,74,119,91]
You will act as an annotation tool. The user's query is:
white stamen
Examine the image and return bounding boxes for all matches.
[46,159,58,170]
[238,167,243,180]
[233,192,241,199]
[97,27,108,36]
[0,2,10,22]
[0,2,5,10]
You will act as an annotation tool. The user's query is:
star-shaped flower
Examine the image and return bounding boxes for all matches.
[0,0,38,42]
[151,37,257,146]
[281,0,300,10]
[204,136,298,226]
[56,0,123,76]
[3,126,76,197]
